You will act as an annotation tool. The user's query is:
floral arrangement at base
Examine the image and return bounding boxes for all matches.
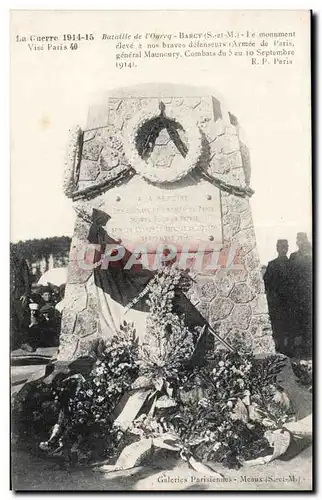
[12,265,297,472]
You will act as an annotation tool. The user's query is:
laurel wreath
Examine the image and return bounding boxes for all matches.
[123,104,203,184]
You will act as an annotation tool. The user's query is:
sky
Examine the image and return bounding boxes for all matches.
[10,10,311,265]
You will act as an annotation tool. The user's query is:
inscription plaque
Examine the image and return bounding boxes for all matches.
[100,176,223,252]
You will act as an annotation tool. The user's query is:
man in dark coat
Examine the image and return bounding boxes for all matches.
[10,248,31,349]
[264,240,293,355]
[289,232,312,358]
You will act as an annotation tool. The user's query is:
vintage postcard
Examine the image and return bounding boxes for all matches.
[10,10,312,491]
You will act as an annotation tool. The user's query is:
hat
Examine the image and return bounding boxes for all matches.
[297,232,308,241]
[29,302,40,311]
[41,286,52,294]
[31,283,42,290]
[277,239,288,245]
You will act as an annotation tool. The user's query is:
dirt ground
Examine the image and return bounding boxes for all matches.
[11,443,312,492]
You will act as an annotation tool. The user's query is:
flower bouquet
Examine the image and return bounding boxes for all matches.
[13,265,298,473]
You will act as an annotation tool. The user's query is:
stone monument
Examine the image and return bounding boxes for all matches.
[58,83,274,361]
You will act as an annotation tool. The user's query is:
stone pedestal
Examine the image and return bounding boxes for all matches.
[58,84,274,361]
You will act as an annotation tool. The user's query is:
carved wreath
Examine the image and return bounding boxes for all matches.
[123,102,203,184]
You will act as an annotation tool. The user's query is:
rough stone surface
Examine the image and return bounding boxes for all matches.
[67,260,93,285]
[74,311,98,338]
[198,279,218,301]
[60,310,77,337]
[240,140,252,186]
[99,147,120,170]
[252,335,275,354]
[71,216,91,246]
[221,194,229,216]
[195,97,213,123]
[224,125,238,136]
[86,291,99,316]
[239,209,253,231]
[230,304,252,330]
[57,333,80,361]
[222,212,241,239]
[75,333,103,358]
[59,88,274,360]
[248,314,272,338]
[227,167,246,185]
[108,98,123,111]
[247,270,265,295]
[230,267,248,283]
[210,134,240,156]
[83,129,97,142]
[108,111,124,131]
[233,228,257,256]
[75,125,131,193]
[229,196,250,214]
[78,159,100,181]
[230,283,255,303]
[209,297,234,322]
[203,119,225,143]
[216,319,233,339]
[215,270,236,297]
[226,329,253,351]
[211,154,231,174]
[82,141,103,162]
[250,294,269,315]
[245,248,261,272]
[62,284,87,313]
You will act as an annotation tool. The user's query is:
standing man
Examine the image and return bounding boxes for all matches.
[289,232,312,263]
[289,232,312,358]
[264,240,292,356]
[10,247,31,349]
